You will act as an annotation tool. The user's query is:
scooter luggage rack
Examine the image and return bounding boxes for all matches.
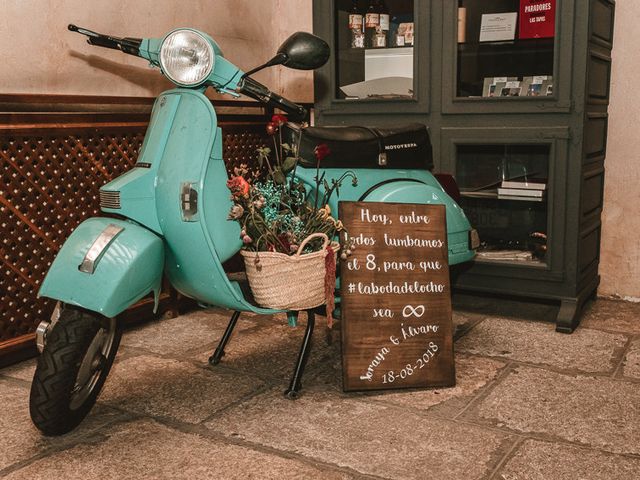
[209,310,316,399]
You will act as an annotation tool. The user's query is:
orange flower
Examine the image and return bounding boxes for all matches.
[226,175,250,198]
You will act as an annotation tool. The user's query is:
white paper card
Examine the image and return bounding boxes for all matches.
[479,12,518,42]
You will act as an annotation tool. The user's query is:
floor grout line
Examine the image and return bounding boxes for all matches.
[612,333,636,379]
[485,436,525,480]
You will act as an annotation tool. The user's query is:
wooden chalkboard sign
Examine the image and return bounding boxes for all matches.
[339,201,455,392]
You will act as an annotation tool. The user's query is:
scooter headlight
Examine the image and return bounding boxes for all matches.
[160,30,214,86]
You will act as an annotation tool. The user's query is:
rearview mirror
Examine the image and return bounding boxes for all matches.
[275,32,330,70]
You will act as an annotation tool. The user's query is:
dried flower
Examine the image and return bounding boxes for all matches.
[228,204,244,220]
[271,114,288,126]
[242,235,253,245]
[289,244,299,253]
[233,164,249,177]
[266,122,277,136]
[314,143,331,163]
[227,175,250,198]
[252,196,265,209]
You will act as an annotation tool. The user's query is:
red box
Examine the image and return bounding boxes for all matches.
[519,0,556,39]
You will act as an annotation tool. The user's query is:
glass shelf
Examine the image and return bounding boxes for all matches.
[335,0,415,100]
[456,0,557,98]
[457,144,550,265]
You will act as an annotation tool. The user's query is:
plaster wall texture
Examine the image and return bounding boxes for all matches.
[599,2,640,300]
[0,0,278,97]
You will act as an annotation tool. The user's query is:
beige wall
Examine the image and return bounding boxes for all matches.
[599,2,640,300]
[0,0,311,100]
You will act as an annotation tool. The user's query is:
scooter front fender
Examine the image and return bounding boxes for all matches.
[39,218,164,318]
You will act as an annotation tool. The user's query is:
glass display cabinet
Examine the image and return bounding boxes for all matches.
[313,0,615,332]
[335,0,415,100]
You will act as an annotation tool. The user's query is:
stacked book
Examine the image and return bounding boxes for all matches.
[498,178,546,202]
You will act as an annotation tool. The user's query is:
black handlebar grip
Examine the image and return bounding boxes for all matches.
[239,77,307,120]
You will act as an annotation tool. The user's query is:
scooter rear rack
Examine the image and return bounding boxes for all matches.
[209,310,315,399]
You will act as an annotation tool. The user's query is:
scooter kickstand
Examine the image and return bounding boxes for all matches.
[209,311,241,366]
[284,310,315,400]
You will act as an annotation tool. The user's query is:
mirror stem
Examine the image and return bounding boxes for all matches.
[242,53,288,78]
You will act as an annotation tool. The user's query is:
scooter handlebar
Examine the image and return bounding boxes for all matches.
[68,24,142,56]
[238,76,307,121]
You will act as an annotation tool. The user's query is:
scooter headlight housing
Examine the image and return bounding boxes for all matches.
[160,29,214,87]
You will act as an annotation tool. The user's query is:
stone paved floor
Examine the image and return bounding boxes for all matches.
[1,296,640,479]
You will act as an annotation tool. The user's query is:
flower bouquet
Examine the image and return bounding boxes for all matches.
[226,115,356,324]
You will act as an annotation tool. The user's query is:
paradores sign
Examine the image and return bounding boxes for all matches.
[339,202,455,392]
[519,0,556,39]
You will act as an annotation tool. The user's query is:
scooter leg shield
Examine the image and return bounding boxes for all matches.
[39,217,164,318]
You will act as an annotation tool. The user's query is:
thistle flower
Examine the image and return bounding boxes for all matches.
[314,143,331,162]
[271,114,288,126]
[252,196,265,209]
[228,204,244,220]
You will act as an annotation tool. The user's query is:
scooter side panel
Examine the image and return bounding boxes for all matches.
[152,90,276,314]
[39,218,164,318]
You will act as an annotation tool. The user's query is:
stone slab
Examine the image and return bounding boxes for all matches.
[192,312,336,383]
[452,310,487,339]
[120,308,258,357]
[3,419,355,480]
[207,387,512,480]
[471,366,640,455]
[0,379,125,472]
[363,354,507,417]
[581,298,640,334]
[0,359,36,383]
[622,337,640,379]
[498,439,640,480]
[456,317,626,373]
[100,355,263,424]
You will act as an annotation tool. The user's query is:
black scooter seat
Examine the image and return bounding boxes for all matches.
[297,123,433,170]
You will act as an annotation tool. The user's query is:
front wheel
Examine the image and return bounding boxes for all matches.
[29,307,121,436]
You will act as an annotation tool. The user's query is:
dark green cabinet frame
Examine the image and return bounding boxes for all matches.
[312,0,615,332]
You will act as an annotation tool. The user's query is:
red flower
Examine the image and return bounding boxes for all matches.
[314,143,331,163]
[226,175,250,198]
[271,114,288,126]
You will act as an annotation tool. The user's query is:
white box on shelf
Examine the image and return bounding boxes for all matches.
[365,47,414,81]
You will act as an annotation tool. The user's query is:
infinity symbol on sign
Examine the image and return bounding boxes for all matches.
[402,305,426,318]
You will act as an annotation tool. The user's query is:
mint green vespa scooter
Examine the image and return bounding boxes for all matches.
[30,25,477,436]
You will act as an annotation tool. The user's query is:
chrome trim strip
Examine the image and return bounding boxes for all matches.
[79,224,125,274]
[99,190,121,209]
[35,321,50,354]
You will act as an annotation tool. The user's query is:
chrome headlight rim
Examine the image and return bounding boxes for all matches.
[159,29,215,87]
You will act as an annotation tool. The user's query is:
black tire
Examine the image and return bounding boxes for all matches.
[29,307,121,436]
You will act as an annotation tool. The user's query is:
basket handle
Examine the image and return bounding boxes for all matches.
[296,233,330,256]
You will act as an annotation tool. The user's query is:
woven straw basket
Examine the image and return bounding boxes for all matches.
[241,233,339,310]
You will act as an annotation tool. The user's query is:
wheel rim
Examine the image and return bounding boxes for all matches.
[69,317,117,410]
